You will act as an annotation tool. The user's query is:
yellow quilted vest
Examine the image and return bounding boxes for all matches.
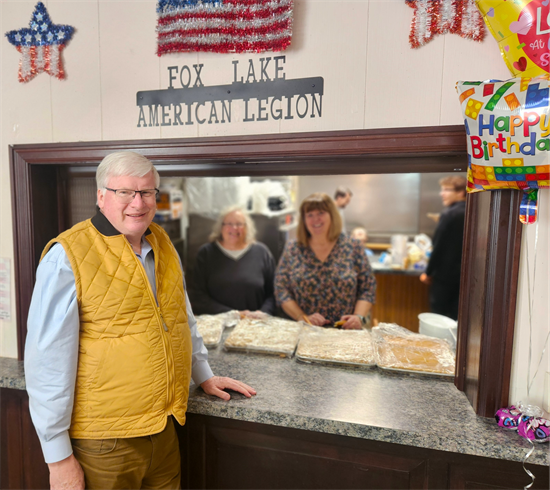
[41,212,192,439]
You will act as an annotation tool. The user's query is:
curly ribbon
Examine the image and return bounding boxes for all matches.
[524,192,550,398]
[517,405,543,489]
[524,207,539,399]
[520,191,547,488]
[520,234,536,490]
[519,408,542,490]
[522,438,535,490]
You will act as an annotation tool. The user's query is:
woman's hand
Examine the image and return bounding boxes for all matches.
[306,313,330,326]
[240,310,267,319]
[340,315,363,330]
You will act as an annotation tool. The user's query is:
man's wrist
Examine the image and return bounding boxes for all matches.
[192,361,214,387]
[356,315,366,326]
[40,430,73,464]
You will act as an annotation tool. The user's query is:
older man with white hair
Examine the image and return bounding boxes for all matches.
[25,151,256,489]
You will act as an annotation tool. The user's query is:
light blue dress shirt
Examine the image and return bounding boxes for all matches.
[25,239,214,464]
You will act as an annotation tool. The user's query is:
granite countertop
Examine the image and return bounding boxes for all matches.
[0,357,25,390]
[2,342,548,466]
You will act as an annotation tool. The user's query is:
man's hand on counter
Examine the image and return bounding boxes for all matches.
[200,376,257,401]
[48,454,85,490]
[420,273,432,285]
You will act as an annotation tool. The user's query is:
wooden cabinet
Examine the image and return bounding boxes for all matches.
[180,417,434,489]
[2,388,548,490]
[178,414,549,490]
[0,389,49,489]
[448,464,538,490]
[371,272,430,332]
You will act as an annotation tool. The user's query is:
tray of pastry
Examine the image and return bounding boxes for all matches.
[196,310,241,348]
[295,326,376,368]
[223,315,302,357]
[372,323,455,377]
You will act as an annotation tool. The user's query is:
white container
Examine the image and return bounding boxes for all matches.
[391,234,408,267]
[418,313,457,348]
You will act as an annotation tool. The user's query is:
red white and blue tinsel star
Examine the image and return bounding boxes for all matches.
[5,2,74,83]
[406,0,485,48]
[156,0,293,55]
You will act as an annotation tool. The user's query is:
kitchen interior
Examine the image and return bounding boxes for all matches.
[66,170,462,336]
[6,132,546,489]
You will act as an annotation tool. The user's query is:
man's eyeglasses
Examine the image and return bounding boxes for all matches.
[222,222,245,228]
[105,188,160,204]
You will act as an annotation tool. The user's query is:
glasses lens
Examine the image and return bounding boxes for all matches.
[115,190,135,203]
[139,190,157,199]
[113,189,158,203]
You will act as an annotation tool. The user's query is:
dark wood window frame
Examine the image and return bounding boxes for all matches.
[9,125,521,417]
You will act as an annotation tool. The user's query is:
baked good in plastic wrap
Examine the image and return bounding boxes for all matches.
[224,315,302,357]
[196,310,241,348]
[296,325,376,368]
[372,323,455,376]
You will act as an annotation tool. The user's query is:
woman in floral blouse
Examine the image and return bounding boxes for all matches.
[275,193,376,329]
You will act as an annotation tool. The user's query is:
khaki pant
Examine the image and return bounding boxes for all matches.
[72,417,181,490]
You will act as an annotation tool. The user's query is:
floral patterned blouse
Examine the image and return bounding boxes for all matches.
[274,233,376,323]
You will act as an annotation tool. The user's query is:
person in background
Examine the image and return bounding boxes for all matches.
[351,227,375,261]
[275,193,376,329]
[420,175,467,321]
[334,186,352,232]
[25,152,256,490]
[192,205,276,316]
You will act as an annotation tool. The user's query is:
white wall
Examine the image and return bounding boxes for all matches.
[1,0,547,409]
[297,174,422,235]
[510,192,550,415]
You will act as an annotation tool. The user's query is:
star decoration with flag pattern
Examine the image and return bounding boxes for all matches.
[5,2,75,83]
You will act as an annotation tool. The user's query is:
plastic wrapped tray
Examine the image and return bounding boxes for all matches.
[372,323,455,377]
[296,326,376,368]
[224,316,302,357]
[196,310,241,348]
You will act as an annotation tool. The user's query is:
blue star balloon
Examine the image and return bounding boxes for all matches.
[5,2,75,82]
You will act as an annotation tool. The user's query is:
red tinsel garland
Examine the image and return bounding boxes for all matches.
[407,0,485,49]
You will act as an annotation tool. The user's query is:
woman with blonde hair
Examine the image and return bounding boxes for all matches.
[275,193,376,329]
[193,205,276,315]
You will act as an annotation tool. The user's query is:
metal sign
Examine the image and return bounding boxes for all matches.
[136,56,324,127]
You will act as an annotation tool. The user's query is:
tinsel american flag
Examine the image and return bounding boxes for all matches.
[156,0,294,55]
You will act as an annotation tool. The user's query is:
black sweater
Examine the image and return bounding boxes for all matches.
[426,201,466,286]
[191,242,276,315]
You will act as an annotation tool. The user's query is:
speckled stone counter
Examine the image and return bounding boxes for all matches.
[2,347,548,467]
[0,356,25,390]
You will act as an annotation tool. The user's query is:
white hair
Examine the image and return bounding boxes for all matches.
[96,151,160,192]
[209,205,256,244]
